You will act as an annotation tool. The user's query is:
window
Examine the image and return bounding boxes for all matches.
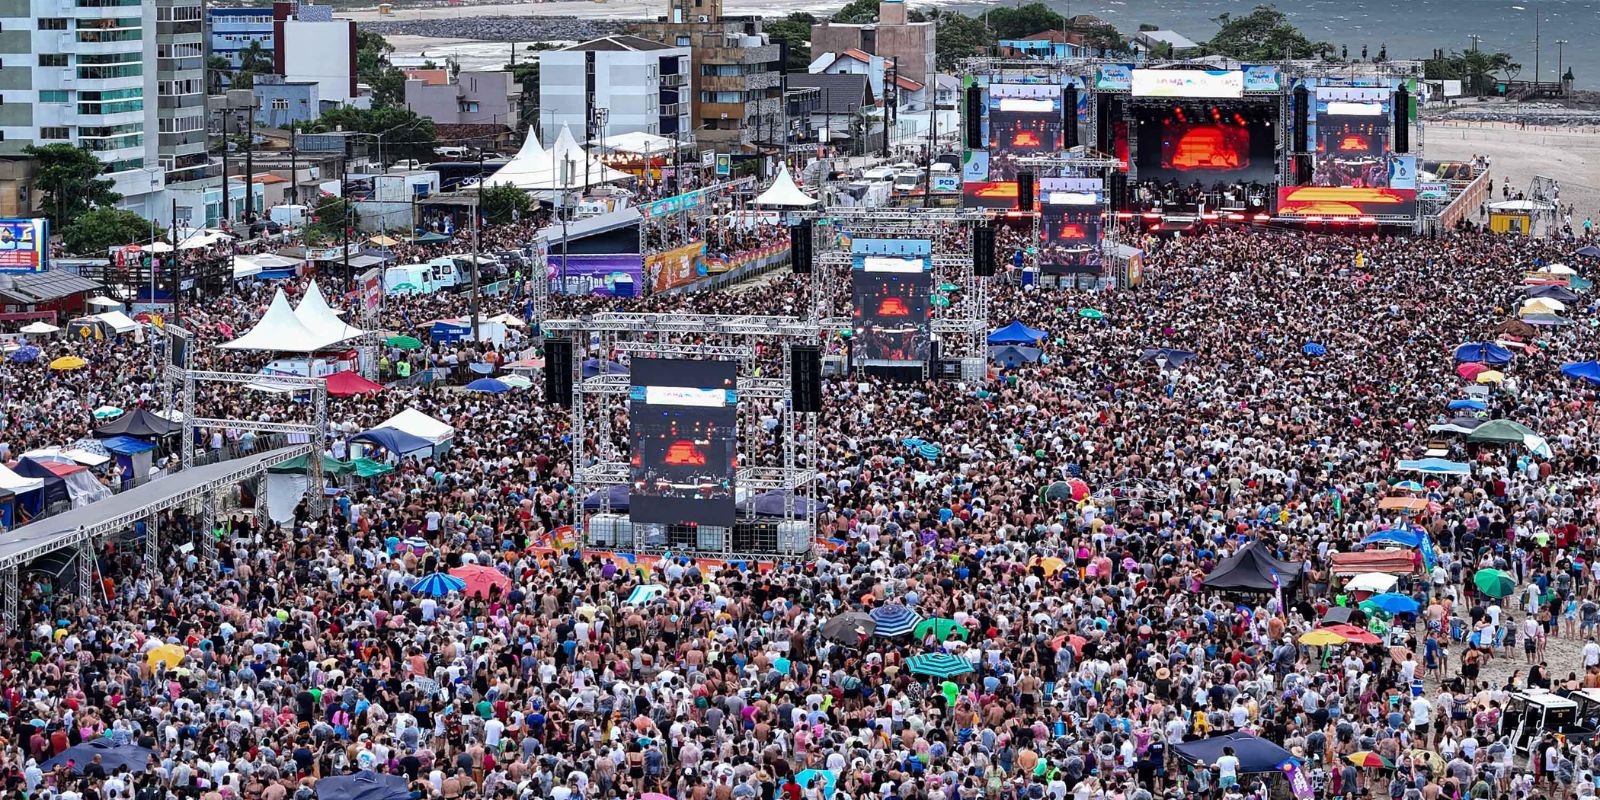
[40,54,68,67]
[271,97,288,110]
[39,127,69,140]
[676,36,691,46]
[40,91,68,103]
[39,18,69,30]
[459,101,480,113]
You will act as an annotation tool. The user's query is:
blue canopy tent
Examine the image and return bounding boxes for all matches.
[349,427,434,460]
[741,490,825,517]
[1139,347,1197,367]
[42,740,154,775]
[1453,342,1513,364]
[464,378,512,393]
[1575,245,1600,258]
[1528,285,1580,302]
[1362,527,1423,548]
[1447,398,1487,411]
[1561,361,1600,386]
[987,320,1046,345]
[101,434,158,487]
[314,771,411,800]
[1171,732,1293,773]
[1397,458,1472,475]
[581,358,628,379]
[988,345,1042,368]
[582,484,630,512]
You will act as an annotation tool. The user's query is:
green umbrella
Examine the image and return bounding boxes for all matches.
[386,335,423,350]
[938,282,961,292]
[1466,418,1535,445]
[931,295,951,307]
[92,406,123,419]
[1079,308,1105,319]
[906,652,974,678]
[914,617,970,642]
[1473,568,1517,598]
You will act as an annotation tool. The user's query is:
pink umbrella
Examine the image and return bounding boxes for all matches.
[1456,363,1489,380]
[1067,478,1090,502]
[449,564,511,599]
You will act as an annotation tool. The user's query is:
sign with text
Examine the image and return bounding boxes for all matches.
[0,219,49,272]
[1131,69,1244,99]
[647,240,706,292]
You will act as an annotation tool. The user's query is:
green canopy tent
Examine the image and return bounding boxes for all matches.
[1466,419,1535,445]
[267,455,356,477]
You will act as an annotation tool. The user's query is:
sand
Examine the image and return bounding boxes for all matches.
[1426,119,1600,219]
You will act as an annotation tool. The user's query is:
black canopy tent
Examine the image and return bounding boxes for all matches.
[1202,539,1304,592]
[93,407,177,439]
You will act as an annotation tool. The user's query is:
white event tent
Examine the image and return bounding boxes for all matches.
[293,281,365,343]
[484,126,632,192]
[754,164,817,207]
[221,288,354,352]
[378,408,455,446]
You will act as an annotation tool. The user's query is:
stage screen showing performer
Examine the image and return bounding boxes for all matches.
[1038,178,1105,276]
[628,358,738,527]
[1311,93,1392,188]
[1133,103,1277,184]
[851,256,932,366]
[966,84,1062,209]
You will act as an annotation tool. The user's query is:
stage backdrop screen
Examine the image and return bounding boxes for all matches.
[1039,178,1104,276]
[629,358,738,528]
[965,84,1062,209]
[1311,88,1393,187]
[851,239,932,366]
[1133,103,1277,184]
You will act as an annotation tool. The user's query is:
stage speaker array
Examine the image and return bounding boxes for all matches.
[544,338,573,408]
[1016,171,1034,212]
[1292,85,1309,153]
[1394,87,1410,153]
[1095,95,1121,155]
[973,224,996,276]
[1063,85,1079,149]
[1108,171,1129,212]
[789,223,813,274]
[790,344,823,413]
[1295,155,1313,185]
[964,86,983,150]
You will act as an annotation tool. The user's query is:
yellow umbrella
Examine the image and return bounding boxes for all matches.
[1475,370,1506,384]
[367,234,401,247]
[1031,556,1068,577]
[1522,297,1566,313]
[48,355,86,371]
[1408,749,1445,773]
[146,643,186,670]
[1299,629,1347,646]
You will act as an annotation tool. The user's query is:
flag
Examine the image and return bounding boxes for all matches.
[1420,531,1438,571]
[1269,567,1285,618]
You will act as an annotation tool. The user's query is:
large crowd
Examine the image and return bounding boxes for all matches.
[10,210,1600,800]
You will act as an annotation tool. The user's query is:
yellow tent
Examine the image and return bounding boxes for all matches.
[1475,370,1506,384]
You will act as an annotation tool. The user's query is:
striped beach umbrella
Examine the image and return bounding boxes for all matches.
[907,653,974,679]
[411,572,465,597]
[870,604,922,637]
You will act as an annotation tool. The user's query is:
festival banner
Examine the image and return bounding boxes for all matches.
[648,241,706,292]
[0,219,49,273]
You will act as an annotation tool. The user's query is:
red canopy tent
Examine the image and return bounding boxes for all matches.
[324,370,384,398]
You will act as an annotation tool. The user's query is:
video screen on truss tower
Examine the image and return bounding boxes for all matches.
[1038,178,1104,276]
[851,255,932,366]
[964,84,1062,209]
[628,358,738,527]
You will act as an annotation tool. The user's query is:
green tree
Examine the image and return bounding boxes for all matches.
[832,0,879,24]
[305,193,355,245]
[62,207,154,255]
[1206,5,1325,60]
[206,55,232,95]
[1076,23,1125,54]
[236,40,274,89]
[1425,48,1519,96]
[308,105,438,163]
[766,13,816,72]
[356,30,406,108]
[929,10,994,71]
[985,3,1064,40]
[478,183,532,226]
[25,144,120,227]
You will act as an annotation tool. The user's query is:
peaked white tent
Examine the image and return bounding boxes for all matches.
[0,463,43,493]
[293,281,365,344]
[600,131,676,157]
[221,288,344,352]
[754,164,817,207]
[378,408,455,445]
[482,130,549,185]
[486,125,632,191]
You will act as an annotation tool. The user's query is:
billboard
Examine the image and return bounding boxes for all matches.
[851,240,931,365]
[965,83,1062,209]
[647,241,705,292]
[0,219,49,273]
[628,357,738,528]
[1131,69,1244,99]
[1276,186,1418,218]
[1038,178,1103,276]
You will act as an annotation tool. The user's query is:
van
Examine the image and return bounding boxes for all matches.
[269,204,309,228]
[428,256,463,288]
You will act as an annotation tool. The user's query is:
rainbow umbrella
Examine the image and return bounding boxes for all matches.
[1347,751,1393,769]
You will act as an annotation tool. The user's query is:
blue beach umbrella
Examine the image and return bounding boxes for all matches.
[870,603,923,637]
[907,652,974,678]
[1302,342,1327,357]
[1361,592,1420,615]
[464,378,512,393]
[411,572,465,597]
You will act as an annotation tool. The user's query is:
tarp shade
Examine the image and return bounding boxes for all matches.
[987,320,1046,345]
[378,408,454,443]
[100,435,158,455]
[314,772,411,800]
[93,408,176,438]
[1171,733,1292,773]
[1201,540,1303,592]
[350,427,434,458]
[740,490,824,517]
[41,740,154,775]
[325,370,384,397]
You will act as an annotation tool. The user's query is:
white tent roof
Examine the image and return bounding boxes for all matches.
[220,288,345,353]
[19,321,59,334]
[600,131,676,157]
[379,408,454,443]
[232,255,263,279]
[93,310,139,333]
[86,296,122,307]
[754,164,817,207]
[293,281,365,344]
[0,463,42,493]
[486,125,632,190]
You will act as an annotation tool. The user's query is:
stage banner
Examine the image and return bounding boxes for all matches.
[1095,64,1133,91]
[1276,186,1417,218]
[1242,65,1282,92]
[1131,69,1243,99]
[648,241,706,292]
[0,219,49,273]
[358,268,383,314]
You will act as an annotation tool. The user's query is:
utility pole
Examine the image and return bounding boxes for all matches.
[471,147,483,342]
[341,164,351,293]
[244,100,256,226]
[924,81,935,208]
[1556,39,1568,89]
[1534,2,1541,88]
[289,121,299,205]
[170,200,179,321]
[220,108,230,228]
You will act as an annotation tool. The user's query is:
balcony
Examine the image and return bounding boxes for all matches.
[660,73,686,88]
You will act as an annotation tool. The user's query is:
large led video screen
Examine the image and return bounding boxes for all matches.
[851,256,931,366]
[1312,91,1393,188]
[1039,178,1104,276]
[629,358,737,527]
[1276,186,1418,218]
[965,84,1061,209]
[1133,104,1277,184]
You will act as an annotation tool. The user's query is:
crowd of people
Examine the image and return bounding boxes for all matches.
[11,210,1600,800]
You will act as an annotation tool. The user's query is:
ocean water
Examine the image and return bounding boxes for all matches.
[943,0,1600,89]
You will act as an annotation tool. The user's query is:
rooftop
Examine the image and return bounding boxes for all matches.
[562,34,677,52]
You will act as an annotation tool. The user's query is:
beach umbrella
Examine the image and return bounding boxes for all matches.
[907,652,974,678]
[1455,362,1489,380]
[1345,573,1398,593]
[1473,568,1517,598]
[1030,556,1068,577]
[1139,347,1197,367]
[1408,749,1446,773]
[1078,308,1104,319]
[385,335,423,350]
[820,612,876,645]
[1446,398,1487,411]
[870,604,922,637]
[9,345,40,363]
[1393,480,1425,493]
[626,584,667,605]
[449,564,511,599]
[92,405,124,419]
[1067,478,1090,501]
[402,536,429,555]
[1042,481,1074,501]
[914,617,970,642]
[500,374,533,390]
[464,378,512,394]
[931,295,951,307]
[1299,629,1346,646]
[410,572,465,597]
[1347,751,1393,769]
[1561,361,1600,386]
[1474,370,1505,384]
[1467,418,1535,445]
[641,794,675,800]
[792,770,837,800]
[1360,593,1420,615]
[146,643,186,670]
[1302,342,1327,356]
[916,443,941,460]
[48,355,86,371]
[1323,624,1382,645]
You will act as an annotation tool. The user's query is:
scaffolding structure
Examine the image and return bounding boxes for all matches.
[1017,152,1131,286]
[542,312,822,561]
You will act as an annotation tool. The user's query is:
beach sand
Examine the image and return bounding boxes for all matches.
[1426,120,1600,219]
